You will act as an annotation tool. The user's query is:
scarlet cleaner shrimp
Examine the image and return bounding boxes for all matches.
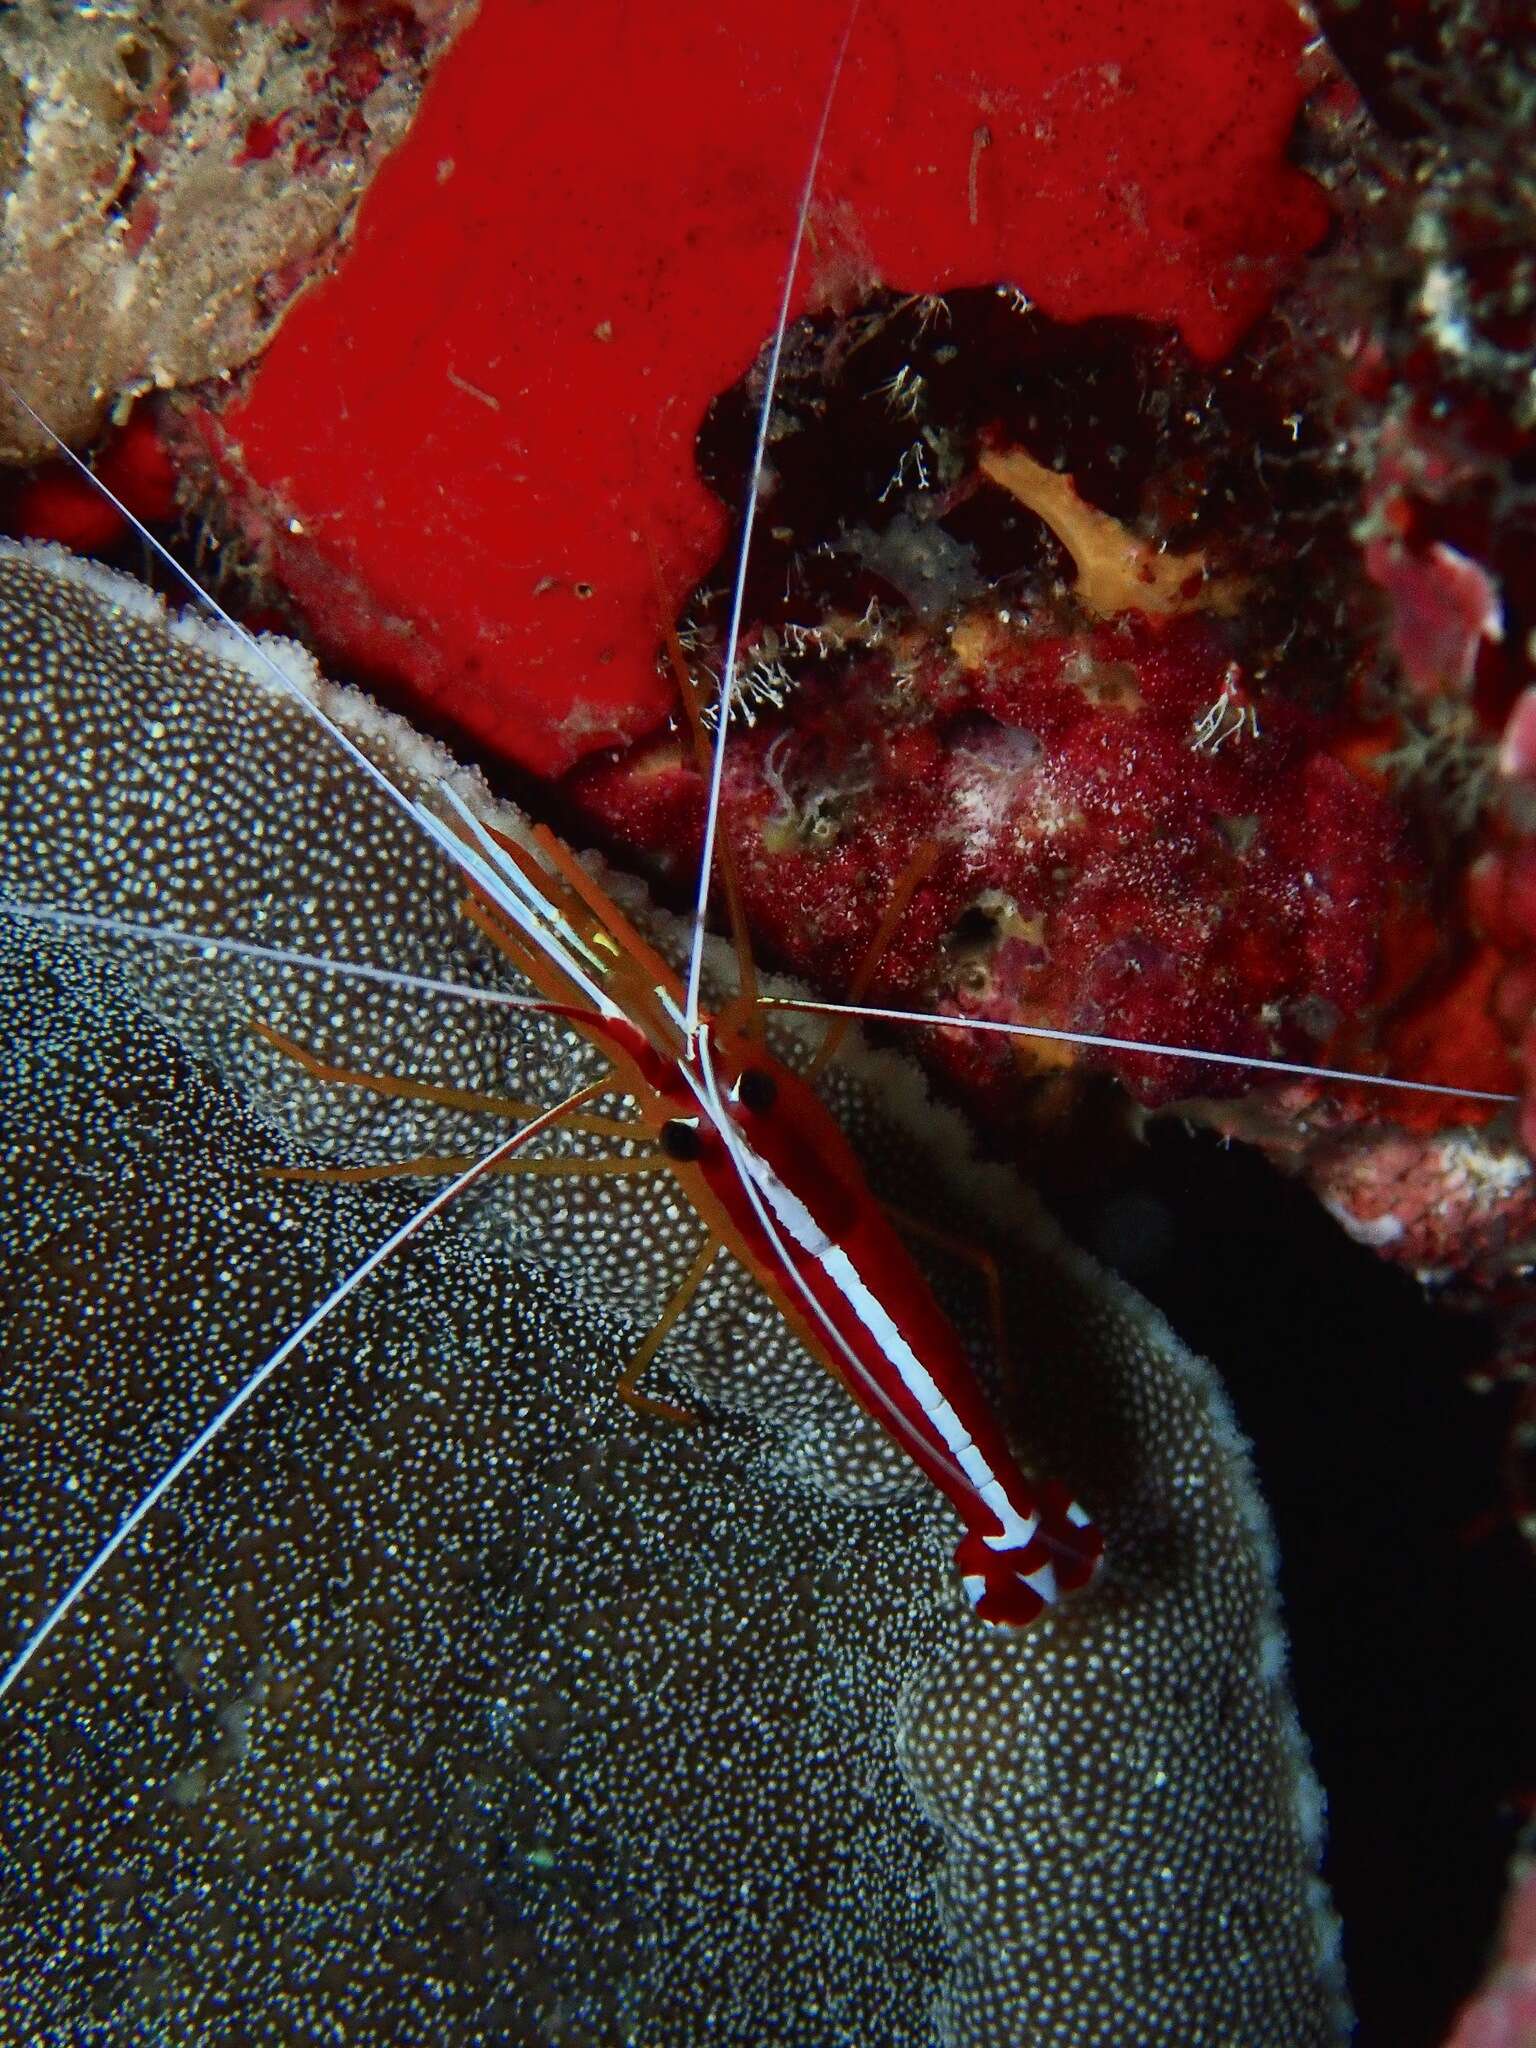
[7,1,1513,1685]
[1,584,1108,1675]
[0,0,1118,1698]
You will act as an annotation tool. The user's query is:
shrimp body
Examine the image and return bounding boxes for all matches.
[458,815,1103,1627]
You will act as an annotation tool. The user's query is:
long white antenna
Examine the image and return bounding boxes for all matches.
[413,785,620,1018]
[0,383,541,928]
[0,1080,602,1707]
[682,0,864,1039]
[1,899,569,1017]
[760,994,1520,1105]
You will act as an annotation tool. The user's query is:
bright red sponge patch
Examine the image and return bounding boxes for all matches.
[189,0,1327,776]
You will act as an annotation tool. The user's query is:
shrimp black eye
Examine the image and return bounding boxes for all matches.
[660,1117,703,1161]
[734,1067,777,1114]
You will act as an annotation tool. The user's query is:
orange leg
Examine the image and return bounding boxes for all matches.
[524,826,683,1005]
[805,841,939,1079]
[884,1203,1007,1371]
[265,1152,667,1186]
[617,1234,720,1425]
[257,1012,713,1427]
[251,1018,637,1140]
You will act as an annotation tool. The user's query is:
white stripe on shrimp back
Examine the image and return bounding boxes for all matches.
[725,1129,1040,1555]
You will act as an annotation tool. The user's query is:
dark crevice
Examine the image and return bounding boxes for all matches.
[1044,1120,1531,2048]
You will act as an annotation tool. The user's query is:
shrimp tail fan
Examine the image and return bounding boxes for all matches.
[955,1481,1104,1628]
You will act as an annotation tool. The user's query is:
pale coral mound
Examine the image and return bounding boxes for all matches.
[0,542,1346,2043]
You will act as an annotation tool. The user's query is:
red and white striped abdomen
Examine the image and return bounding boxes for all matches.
[673,1037,1105,1628]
